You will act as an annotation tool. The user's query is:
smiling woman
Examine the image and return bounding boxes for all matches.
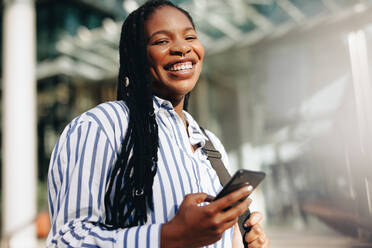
[46,1,268,248]
[146,5,205,105]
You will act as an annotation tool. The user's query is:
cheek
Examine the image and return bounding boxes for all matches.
[195,43,205,60]
[200,48,205,61]
[147,47,168,68]
[147,56,161,82]
[147,53,157,69]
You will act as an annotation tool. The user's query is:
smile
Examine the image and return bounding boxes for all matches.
[167,61,193,71]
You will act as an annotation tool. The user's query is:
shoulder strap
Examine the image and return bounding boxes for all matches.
[200,128,231,186]
[200,127,251,246]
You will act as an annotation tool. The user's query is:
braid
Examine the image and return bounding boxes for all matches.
[104,0,195,228]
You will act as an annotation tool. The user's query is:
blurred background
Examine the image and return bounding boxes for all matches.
[2,0,372,247]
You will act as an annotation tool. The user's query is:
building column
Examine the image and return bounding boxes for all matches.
[236,77,267,225]
[2,0,37,247]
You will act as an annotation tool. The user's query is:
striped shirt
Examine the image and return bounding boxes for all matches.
[47,96,234,248]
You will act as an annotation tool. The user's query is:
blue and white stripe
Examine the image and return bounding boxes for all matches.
[47,96,234,247]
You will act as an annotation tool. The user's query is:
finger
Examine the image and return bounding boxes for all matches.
[211,186,252,212]
[183,193,210,205]
[244,211,263,228]
[247,235,268,248]
[218,217,239,233]
[220,197,252,222]
[205,194,215,202]
[244,223,264,243]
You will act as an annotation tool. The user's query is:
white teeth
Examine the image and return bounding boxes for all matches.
[169,62,192,71]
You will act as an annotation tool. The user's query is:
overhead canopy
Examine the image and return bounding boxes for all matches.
[37,0,372,81]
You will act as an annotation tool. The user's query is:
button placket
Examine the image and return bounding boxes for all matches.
[169,109,192,154]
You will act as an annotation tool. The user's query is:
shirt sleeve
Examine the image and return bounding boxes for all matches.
[47,121,162,248]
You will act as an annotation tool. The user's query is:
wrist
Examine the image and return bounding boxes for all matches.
[161,221,184,248]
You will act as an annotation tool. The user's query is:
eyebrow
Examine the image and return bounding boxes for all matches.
[148,27,195,40]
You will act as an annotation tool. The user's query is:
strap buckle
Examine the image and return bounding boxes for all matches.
[202,147,222,159]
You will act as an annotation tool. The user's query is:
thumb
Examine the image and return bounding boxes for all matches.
[183,193,211,205]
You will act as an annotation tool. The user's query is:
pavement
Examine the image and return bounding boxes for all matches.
[24,225,372,248]
[267,226,372,248]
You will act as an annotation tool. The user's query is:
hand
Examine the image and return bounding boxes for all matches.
[161,186,252,248]
[244,211,270,248]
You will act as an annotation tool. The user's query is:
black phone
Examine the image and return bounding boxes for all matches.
[213,169,265,204]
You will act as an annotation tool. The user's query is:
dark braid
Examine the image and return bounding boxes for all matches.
[104,0,196,228]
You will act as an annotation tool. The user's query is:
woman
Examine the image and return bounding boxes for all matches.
[47,0,269,247]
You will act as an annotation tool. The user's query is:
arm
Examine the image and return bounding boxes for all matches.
[47,121,162,247]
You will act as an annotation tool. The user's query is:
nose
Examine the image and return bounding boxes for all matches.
[170,39,191,57]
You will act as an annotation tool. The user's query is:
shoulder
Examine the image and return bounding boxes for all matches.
[183,111,226,152]
[203,129,224,150]
[62,101,128,136]
[202,128,232,174]
[80,101,129,128]
[55,101,129,155]
[183,110,230,173]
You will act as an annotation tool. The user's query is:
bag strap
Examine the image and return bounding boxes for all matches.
[200,128,251,245]
[201,133,231,186]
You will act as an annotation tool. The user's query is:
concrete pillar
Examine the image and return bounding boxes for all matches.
[193,78,210,127]
[2,0,37,247]
[236,78,267,225]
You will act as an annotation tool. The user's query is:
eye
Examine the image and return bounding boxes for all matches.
[152,39,169,45]
[185,35,197,41]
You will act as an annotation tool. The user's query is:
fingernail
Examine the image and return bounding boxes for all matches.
[250,214,260,225]
[247,185,253,192]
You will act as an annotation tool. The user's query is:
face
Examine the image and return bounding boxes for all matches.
[145,6,205,103]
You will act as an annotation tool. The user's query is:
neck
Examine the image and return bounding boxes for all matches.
[172,97,185,119]
[173,98,189,133]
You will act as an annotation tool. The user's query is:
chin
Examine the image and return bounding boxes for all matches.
[172,84,196,97]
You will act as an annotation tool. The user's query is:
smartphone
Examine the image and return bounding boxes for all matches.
[213,169,265,209]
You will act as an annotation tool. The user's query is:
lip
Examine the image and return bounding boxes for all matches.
[163,57,197,70]
[166,65,196,79]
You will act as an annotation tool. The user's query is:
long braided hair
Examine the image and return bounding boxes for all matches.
[104,0,195,228]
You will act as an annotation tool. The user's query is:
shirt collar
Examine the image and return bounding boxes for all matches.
[183,111,208,147]
[153,95,209,148]
[153,95,174,114]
